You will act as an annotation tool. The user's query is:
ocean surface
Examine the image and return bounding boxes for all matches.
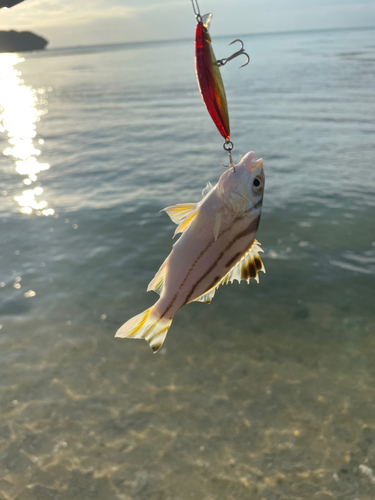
[0,27,375,499]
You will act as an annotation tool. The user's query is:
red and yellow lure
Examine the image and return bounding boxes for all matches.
[191,0,249,166]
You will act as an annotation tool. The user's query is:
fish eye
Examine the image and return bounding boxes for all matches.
[252,177,263,193]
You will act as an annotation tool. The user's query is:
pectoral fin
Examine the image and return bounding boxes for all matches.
[192,240,265,304]
[162,203,198,237]
[213,212,222,241]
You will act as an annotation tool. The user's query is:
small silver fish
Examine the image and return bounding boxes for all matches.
[116,151,265,352]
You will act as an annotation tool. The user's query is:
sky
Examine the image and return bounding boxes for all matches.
[1,0,375,48]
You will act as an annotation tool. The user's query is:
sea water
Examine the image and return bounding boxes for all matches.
[0,27,375,499]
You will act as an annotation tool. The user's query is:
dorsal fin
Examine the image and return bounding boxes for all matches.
[192,240,265,304]
[202,181,214,198]
[147,258,168,295]
[162,203,198,237]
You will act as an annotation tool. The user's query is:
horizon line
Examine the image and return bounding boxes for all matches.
[49,24,375,51]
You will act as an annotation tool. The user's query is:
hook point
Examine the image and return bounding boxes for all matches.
[239,53,250,68]
[229,39,244,48]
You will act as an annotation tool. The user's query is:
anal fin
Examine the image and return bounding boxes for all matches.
[147,258,168,295]
[192,240,266,304]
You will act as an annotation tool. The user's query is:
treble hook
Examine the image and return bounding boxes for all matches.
[220,140,241,171]
[216,39,250,68]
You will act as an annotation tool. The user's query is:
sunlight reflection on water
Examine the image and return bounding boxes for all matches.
[0,53,54,216]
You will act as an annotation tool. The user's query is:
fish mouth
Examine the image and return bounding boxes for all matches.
[250,158,264,175]
[241,151,264,174]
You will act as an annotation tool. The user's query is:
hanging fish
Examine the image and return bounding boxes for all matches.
[191,0,250,163]
[115,151,265,353]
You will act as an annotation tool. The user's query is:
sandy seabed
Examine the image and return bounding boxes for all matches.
[1,299,375,500]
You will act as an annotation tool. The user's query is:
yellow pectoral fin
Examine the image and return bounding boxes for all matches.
[192,240,266,304]
[162,203,198,237]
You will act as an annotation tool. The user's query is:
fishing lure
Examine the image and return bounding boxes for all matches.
[191,0,249,166]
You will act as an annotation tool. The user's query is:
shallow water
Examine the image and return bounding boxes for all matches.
[1,27,375,499]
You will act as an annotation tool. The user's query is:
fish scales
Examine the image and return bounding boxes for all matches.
[116,151,265,353]
[155,210,260,319]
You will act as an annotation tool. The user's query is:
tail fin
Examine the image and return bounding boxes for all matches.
[115,307,172,353]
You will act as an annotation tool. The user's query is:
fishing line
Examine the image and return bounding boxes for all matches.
[191,0,201,18]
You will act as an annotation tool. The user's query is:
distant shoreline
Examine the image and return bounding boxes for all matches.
[0,30,48,53]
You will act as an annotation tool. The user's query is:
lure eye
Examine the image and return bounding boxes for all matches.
[252,177,263,193]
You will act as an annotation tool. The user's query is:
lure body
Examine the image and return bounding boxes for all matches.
[194,14,230,140]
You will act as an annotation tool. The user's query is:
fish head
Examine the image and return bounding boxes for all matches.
[218,151,265,214]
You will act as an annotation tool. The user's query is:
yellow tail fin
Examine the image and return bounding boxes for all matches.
[115,308,172,353]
